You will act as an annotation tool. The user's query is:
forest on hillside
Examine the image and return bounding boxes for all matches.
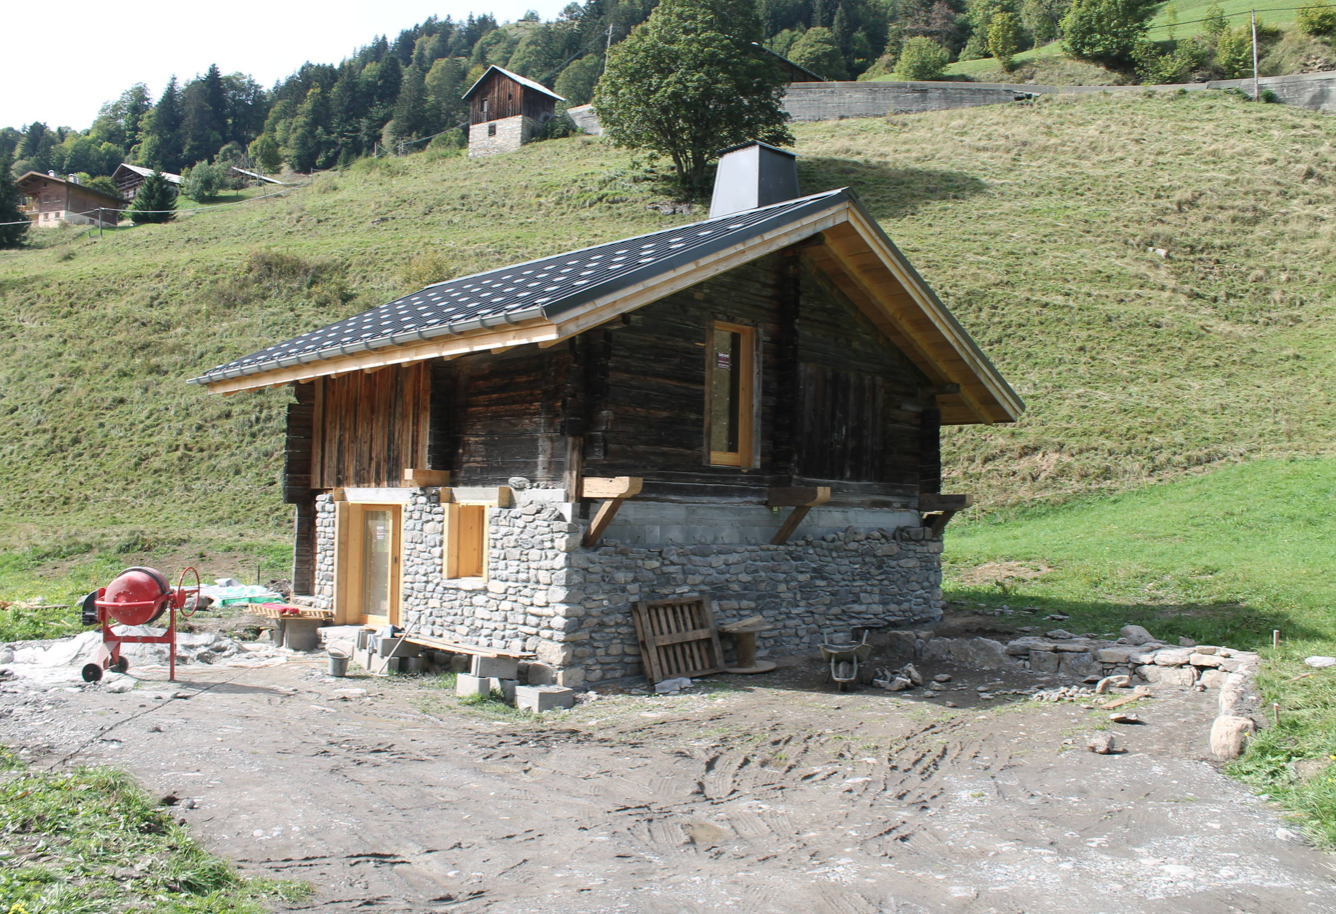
[0,0,1022,183]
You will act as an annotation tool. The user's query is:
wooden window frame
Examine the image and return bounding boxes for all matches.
[704,320,758,469]
[443,502,490,582]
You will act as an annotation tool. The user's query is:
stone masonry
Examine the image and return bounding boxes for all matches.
[468,115,538,157]
[313,488,944,687]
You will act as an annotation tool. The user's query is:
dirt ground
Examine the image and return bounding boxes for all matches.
[2,642,1334,914]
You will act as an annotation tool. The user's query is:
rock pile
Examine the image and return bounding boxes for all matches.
[884,623,1259,690]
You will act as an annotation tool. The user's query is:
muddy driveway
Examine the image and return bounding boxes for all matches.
[2,652,1333,914]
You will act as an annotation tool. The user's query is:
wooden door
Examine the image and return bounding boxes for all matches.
[354,504,401,626]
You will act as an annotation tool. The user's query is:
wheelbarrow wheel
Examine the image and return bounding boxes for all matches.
[81,663,103,683]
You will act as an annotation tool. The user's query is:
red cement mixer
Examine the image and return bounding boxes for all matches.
[80,567,203,683]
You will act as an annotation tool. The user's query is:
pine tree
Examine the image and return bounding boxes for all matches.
[0,151,30,248]
[182,64,229,165]
[392,64,430,141]
[284,86,328,172]
[140,77,185,172]
[129,170,175,225]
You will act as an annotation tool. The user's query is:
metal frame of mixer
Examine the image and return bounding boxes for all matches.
[82,567,202,683]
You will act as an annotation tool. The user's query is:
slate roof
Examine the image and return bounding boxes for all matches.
[192,189,845,384]
[462,65,565,102]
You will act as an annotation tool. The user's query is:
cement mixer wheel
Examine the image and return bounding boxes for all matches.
[82,663,103,683]
[112,656,129,674]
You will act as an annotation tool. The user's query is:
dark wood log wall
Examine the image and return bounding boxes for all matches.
[468,71,556,125]
[443,347,573,486]
[285,383,316,593]
[579,251,932,504]
[311,364,431,488]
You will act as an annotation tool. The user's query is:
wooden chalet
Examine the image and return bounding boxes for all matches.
[16,172,124,228]
[112,163,183,201]
[462,65,565,157]
[192,142,1022,685]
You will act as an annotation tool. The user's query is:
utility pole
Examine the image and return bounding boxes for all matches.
[1252,10,1260,102]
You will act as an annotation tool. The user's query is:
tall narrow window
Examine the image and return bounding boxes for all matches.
[706,321,756,467]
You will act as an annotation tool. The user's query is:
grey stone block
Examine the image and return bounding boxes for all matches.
[471,655,519,679]
[456,673,491,698]
[490,678,518,703]
[515,685,576,712]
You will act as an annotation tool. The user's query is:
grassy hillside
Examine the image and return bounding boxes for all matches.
[0,91,1334,593]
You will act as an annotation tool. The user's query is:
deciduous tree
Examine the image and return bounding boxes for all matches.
[593,0,792,196]
[0,151,29,248]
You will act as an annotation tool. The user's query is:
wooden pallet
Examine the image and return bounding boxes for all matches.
[255,603,333,620]
[632,596,725,684]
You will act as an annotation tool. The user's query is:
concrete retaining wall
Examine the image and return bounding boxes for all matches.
[783,70,1336,121]
[566,70,1336,136]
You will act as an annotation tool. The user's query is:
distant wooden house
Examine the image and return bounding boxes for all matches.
[192,142,1022,687]
[463,65,565,158]
[16,172,124,228]
[111,163,183,201]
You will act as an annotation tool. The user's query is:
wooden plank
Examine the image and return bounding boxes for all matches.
[919,493,973,512]
[771,505,813,545]
[404,468,451,487]
[766,486,832,508]
[579,476,644,499]
[404,634,534,659]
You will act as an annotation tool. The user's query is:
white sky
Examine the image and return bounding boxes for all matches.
[4,0,571,131]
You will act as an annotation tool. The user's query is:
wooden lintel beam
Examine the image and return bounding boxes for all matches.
[404,468,451,488]
[918,493,973,513]
[580,476,644,499]
[766,485,832,508]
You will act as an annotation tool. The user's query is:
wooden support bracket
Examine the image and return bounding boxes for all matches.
[403,468,451,488]
[919,493,974,536]
[580,476,644,548]
[767,486,832,545]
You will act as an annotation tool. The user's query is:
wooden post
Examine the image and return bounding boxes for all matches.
[919,493,974,536]
[580,477,643,548]
[767,486,832,545]
[1252,10,1260,102]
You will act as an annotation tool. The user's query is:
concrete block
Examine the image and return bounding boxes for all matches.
[456,673,492,699]
[516,685,576,712]
[471,655,519,680]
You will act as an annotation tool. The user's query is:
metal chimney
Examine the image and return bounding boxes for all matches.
[709,141,800,219]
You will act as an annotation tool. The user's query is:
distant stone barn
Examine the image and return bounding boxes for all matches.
[463,66,565,158]
[191,143,1023,687]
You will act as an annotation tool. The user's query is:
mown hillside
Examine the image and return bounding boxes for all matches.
[1,91,1333,559]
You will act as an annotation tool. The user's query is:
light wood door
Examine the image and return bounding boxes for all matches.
[354,504,401,626]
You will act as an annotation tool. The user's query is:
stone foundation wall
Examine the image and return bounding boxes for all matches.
[572,525,942,683]
[310,491,944,685]
[468,115,537,157]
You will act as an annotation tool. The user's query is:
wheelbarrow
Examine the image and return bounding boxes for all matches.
[820,630,872,691]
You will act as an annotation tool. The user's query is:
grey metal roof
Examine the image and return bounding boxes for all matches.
[193,189,846,384]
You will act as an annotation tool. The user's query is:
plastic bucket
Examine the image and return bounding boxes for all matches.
[328,648,350,678]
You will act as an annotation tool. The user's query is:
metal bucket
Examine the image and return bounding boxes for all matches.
[328,647,350,677]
